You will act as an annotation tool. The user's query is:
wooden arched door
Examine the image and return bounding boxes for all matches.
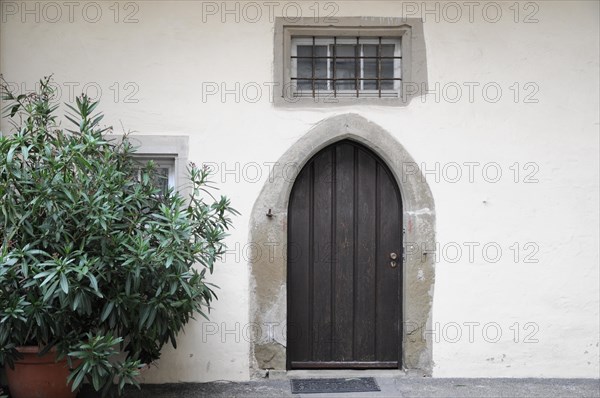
[287,140,403,369]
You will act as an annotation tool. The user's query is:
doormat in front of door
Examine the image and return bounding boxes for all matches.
[290,377,380,394]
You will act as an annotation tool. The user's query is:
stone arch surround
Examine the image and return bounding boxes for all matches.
[248,113,436,376]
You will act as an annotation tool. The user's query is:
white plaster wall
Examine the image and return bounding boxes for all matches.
[1,0,598,381]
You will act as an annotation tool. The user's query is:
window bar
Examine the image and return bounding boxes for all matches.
[333,36,337,98]
[292,55,400,59]
[378,36,382,98]
[355,37,360,98]
[311,36,316,98]
[326,43,331,91]
[291,78,401,81]
[360,42,365,92]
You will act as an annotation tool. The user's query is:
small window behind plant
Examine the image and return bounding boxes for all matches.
[133,157,175,196]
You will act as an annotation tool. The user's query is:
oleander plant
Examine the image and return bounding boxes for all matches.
[0,76,237,396]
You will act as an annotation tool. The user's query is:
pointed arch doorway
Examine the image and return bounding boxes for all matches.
[287,140,402,369]
[248,114,435,376]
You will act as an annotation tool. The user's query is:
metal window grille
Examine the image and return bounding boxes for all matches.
[291,36,402,98]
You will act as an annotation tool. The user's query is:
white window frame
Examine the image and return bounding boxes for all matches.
[290,36,402,98]
[133,155,177,194]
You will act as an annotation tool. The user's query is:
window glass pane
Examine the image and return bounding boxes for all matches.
[297,46,312,79]
[381,58,394,80]
[296,45,313,92]
[152,167,170,196]
[380,80,395,90]
[333,44,356,91]
[363,44,377,57]
[297,45,312,57]
[314,46,328,91]
[362,44,396,90]
[335,43,356,58]
[363,45,378,90]
[381,44,395,57]
[296,45,327,92]
[381,44,395,84]
[296,79,311,92]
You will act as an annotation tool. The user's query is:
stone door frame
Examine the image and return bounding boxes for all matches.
[248,113,435,377]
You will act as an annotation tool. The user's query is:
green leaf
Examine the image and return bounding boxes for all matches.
[6,145,15,163]
[88,274,99,292]
[43,280,59,302]
[38,270,57,286]
[100,301,114,322]
[59,273,69,294]
[72,294,81,311]
[92,372,101,391]
[139,306,150,329]
[70,366,87,391]
[10,104,20,117]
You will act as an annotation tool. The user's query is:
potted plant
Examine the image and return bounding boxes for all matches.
[0,76,238,397]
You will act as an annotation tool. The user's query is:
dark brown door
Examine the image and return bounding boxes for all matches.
[287,140,402,369]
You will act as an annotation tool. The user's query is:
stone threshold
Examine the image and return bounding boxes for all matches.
[267,369,428,380]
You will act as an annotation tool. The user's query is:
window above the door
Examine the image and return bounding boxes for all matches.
[291,36,402,98]
[274,17,428,107]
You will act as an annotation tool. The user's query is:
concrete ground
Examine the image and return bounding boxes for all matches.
[121,377,600,398]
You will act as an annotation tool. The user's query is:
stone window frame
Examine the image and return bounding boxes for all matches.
[273,17,428,107]
[248,114,436,377]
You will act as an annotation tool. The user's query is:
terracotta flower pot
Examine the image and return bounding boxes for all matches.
[5,346,78,398]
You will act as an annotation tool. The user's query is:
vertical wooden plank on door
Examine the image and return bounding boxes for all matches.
[287,166,311,364]
[376,164,402,362]
[312,148,333,361]
[354,147,377,361]
[333,143,355,361]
